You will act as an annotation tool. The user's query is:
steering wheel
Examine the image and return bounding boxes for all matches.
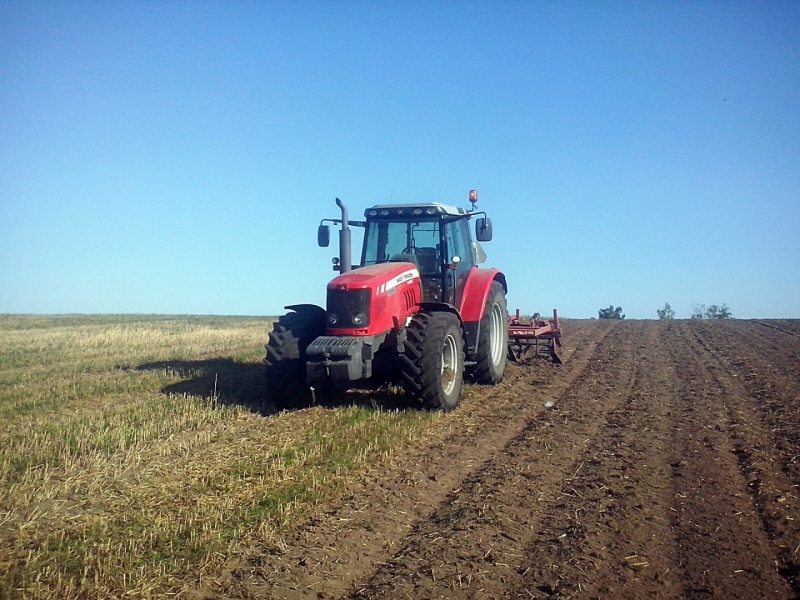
[402,246,417,255]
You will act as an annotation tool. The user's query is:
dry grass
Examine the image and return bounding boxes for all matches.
[0,315,439,599]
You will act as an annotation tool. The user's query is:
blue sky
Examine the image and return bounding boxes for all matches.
[1,1,798,319]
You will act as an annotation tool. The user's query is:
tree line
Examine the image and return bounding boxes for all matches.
[595,303,733,319]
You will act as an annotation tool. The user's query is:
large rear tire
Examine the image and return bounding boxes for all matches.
[264,307,326,409]
[401,311,464,412]
[471,281,508,384]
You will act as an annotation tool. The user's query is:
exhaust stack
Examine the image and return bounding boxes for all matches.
[335,197,351,274]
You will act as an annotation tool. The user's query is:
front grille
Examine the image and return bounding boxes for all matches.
[327,288,371,328]
[404,288,416,311]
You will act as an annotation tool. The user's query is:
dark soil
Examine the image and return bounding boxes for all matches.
[203,320,800,599]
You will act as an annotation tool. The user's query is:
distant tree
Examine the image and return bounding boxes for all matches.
[690,304,707,319]
[657,303,675,320]
[690,303,733,319]
[706,304,733,319]
[598,305,625,320]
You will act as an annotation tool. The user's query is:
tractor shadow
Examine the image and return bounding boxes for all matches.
[137,359,275,415]
[136,359,420,415]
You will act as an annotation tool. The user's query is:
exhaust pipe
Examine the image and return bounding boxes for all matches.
[335,198,351,274]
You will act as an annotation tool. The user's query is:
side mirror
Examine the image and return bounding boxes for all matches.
[318,224,330,247]
[475,217,493,242]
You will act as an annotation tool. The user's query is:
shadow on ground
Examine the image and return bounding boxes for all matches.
[136,359,419,415]
[137,359,273,414]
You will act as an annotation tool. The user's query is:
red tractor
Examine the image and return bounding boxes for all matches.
[265,190,509,411]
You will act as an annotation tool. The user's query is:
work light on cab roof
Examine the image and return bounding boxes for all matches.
[263,189,562,412]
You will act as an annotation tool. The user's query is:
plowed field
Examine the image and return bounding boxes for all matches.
[208,319,800,600]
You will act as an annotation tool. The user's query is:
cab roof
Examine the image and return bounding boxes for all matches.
[365,203,469,218]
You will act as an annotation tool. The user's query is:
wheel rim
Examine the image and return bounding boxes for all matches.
[489,303,505,366]
[441,333,458,395]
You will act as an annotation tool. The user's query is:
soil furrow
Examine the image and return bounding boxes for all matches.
[662,321,796,599]
[681,322,800,594]
[494,321,683,599]
[695,321,800,467]
[755,320,800,338]
[344,321,639,598]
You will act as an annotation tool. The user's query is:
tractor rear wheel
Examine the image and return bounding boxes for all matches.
[401,311,464,411]
[471,281,508,384]
[264,306,326,409]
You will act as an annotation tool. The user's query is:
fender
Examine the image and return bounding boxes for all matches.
[458,268,507,356]
[458,268,507,321]
[419,301,461,320]
[285,303,325,316]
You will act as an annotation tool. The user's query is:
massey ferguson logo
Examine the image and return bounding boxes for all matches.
[377,268,420,295]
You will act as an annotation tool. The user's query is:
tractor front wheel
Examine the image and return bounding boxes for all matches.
[401,311,464,411]
[264,306,326,410]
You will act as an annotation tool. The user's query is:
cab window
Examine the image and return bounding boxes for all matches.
[362,219,439,269]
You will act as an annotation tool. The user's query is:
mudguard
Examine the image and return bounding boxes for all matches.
[459,268,506,322]
[458,268,507,356]
[285,303,325,316]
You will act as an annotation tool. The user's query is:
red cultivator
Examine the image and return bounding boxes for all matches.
[508,309,563,364]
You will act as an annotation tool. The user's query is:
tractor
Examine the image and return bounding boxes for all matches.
[264,190,511,411]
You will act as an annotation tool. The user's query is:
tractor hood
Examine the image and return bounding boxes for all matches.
[328,262,420,293]
[326,262,421,336]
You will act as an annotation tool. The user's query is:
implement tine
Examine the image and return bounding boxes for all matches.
[549,340,563,365]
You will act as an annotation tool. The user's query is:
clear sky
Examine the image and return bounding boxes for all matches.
[1,1,798,319]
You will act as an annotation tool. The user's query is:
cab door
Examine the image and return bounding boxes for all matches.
[444,219,475,308]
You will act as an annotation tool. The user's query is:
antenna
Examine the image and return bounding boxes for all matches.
[389,188,394,204]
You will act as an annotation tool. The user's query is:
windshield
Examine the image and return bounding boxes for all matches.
[362,219,440,268]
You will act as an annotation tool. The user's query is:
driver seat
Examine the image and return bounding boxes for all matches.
[389,253,419,269]
[415,247,439,275]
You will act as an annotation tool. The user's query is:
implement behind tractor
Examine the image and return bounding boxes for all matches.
[508,309,562,364]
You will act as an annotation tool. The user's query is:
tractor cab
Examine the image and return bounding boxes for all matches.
[360,203,491,305]
[318,192,493,308]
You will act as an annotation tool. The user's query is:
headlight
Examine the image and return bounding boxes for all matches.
[327,313,338,325]
[351,312,367,326]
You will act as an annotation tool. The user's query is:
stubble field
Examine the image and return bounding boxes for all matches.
[1,316,799,599]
